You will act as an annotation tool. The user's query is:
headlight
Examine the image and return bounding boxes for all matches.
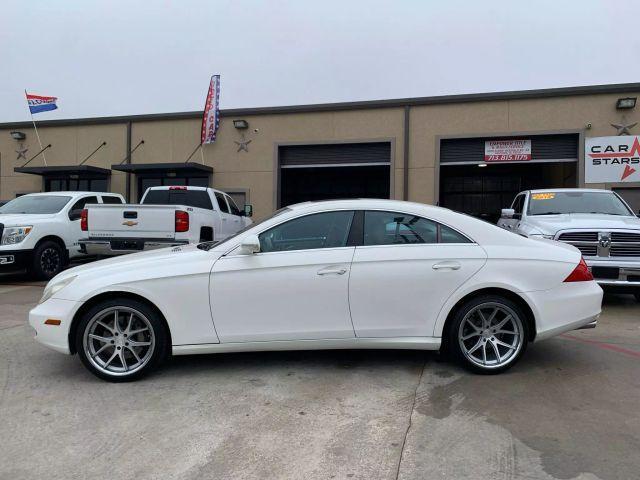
[529,233,554,239]
[39,275,76,304]
[1,226,33,245]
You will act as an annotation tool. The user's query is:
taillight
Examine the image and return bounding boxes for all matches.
[169,186,187,190]
[80,209,88,231]
[175,210,189,232]
[563,257,593,282]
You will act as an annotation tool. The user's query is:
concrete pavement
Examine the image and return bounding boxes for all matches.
[0,280,638,480]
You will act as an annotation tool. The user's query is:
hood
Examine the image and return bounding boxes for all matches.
[53,243,223,284]
[525,214,640,235]
[0,213,57,225]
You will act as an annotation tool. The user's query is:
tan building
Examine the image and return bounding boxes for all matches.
[2,83,640,221]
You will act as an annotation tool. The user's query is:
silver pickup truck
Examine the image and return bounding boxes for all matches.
[498,188,640,301]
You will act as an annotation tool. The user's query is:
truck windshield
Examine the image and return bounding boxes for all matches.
[0,195,71,214]
[527,191,633,216]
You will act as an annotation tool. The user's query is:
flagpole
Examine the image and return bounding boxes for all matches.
[199,144,205,165]
[25,89,48,166]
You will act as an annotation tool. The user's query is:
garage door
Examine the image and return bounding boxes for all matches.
[279,142,391,207]
[439,134,579,222]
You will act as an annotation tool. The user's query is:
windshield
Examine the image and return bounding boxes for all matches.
[197,207,292,251]
[0,195,71,214]
[527,191,633,216]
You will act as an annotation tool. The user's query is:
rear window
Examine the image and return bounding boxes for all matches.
[101,196,123,204]
[142,189,213,210]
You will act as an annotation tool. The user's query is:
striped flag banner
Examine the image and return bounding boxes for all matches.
[201,75,220,144]
[26,93,58,114]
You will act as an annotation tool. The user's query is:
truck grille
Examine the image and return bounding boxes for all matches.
[557,232,598,242]
[556,230,640,258]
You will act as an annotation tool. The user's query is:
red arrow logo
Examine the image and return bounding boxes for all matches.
[621,164,636,181]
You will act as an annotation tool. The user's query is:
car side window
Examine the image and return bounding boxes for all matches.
[259,211,355,253]
[511,195,524,216]
[226,195,241,216]
[215,192,230,214]
[363,211,471,245]
[68,196,98,220]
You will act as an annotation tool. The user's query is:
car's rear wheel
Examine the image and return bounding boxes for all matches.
[75,298,168,382]
[32,240,66,280]
[448,295,528,374]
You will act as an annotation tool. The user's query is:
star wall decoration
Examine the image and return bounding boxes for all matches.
[611,120,638,136]
[234,139,252,152]
[15,145,28,160]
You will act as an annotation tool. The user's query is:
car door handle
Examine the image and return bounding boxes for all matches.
[317,266,348,276]
[432,261,461,271]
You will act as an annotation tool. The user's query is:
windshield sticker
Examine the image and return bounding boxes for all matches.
[531,193,555,200]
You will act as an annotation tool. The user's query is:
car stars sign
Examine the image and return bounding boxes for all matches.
[585,136,640,183]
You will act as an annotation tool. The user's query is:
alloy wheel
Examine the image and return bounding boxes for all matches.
[458,302,524,369]
[40,247,61,275]
[83,306,155,377]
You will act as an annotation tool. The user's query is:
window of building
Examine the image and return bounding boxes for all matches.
[46,178,108,192]
[259,211,355,253]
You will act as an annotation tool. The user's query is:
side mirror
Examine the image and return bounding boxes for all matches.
[243,204,253,217]
[69,209,83,221]
[501,208,515,219]
[237,234,260,255]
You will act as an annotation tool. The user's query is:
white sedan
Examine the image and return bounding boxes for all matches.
[29,199,602,381]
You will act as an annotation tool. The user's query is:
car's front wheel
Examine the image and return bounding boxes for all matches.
[447,295,528,374]
[32,240,66,280]
[75,298,169,382]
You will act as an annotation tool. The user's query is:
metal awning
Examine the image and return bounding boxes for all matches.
[14,165,111,177]
[111,162,213,174]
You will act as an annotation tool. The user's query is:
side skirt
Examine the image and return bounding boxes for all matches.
[172,337,442,356]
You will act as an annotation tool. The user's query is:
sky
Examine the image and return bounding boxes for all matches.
[1,0,639,123]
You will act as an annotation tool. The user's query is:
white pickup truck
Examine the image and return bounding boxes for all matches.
[498,188,640,300]
[0,191,125,279]
[79,186,252,256]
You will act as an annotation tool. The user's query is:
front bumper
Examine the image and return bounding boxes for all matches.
[29,298,80,355]
[0,249,33,272]
[79,238,188,256]
[584,258,640,288]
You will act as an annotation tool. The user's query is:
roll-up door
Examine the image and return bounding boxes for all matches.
[278,142,391,207]
[440,134,579,165]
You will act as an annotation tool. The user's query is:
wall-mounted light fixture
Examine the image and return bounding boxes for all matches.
[10,131,26,140]
[616,97,636,110]
[233,119,249,129]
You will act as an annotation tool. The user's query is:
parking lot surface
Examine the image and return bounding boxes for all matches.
[0,278,638,480]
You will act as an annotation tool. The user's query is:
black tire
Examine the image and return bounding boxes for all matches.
[75,297,169,382]
[634,291,640,303]
[446,294,529,375]
[31,240,66,280]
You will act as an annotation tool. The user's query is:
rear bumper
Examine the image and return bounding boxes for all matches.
[79,238,188,256]
[526,280,603,342]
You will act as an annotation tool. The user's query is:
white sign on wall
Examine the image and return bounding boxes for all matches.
[585,136,640,183]
[484,139,532,162]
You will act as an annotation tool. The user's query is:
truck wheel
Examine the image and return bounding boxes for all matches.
[32,240,66,280]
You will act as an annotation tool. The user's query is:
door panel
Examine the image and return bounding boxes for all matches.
[210,247,356,342]
[349,244,487,337]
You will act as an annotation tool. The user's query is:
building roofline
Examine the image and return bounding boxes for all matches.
[2,82,639,129]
